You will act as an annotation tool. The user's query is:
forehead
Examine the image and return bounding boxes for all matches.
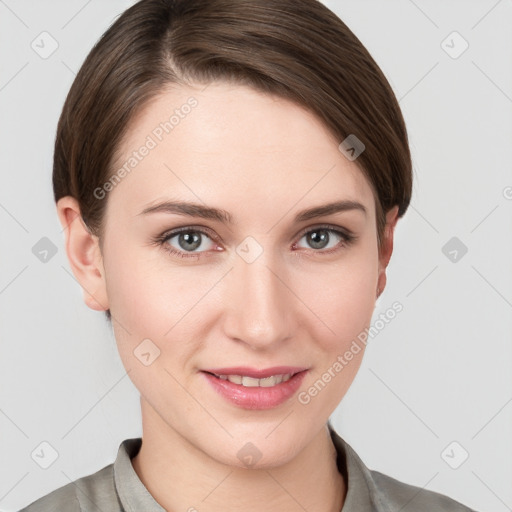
[106,82,375,223]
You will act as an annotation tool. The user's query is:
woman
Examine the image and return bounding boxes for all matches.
[20,0,477,510]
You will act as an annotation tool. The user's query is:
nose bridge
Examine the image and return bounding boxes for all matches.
[223,239,293,348]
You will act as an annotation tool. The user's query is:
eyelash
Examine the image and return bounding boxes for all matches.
[151,224,357,260]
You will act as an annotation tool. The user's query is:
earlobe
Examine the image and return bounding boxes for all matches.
[376,205,400,298]
[56,196,109,312]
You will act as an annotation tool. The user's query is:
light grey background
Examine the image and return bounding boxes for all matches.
[1,1,511,511]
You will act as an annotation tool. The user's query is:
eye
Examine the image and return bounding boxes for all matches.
[156,227,218,259]
[294,225,356,254]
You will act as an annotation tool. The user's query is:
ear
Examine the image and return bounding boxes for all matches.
[376,205,400,298]
[56,196,109,312]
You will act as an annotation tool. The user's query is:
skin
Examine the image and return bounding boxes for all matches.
[57,82,399,512]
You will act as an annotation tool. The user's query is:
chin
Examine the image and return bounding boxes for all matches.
[218,443,299,471]
[200,426,308,471]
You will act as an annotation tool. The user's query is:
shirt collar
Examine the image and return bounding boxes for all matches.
[114,438,165,511]
[329,426,380,511]
[114,428,377,512]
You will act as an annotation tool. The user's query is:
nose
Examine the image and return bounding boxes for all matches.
[221,247,295,351]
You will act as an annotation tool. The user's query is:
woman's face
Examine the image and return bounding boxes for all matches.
[92,82,393,468]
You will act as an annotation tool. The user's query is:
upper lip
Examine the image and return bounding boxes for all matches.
[202,366,308,379]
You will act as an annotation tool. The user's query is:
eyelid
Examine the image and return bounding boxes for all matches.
[164,224,219,240]
[294,223,355,241]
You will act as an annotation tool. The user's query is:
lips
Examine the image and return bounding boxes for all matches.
[201,366,308,410]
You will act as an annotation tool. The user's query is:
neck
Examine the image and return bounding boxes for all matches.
[131,400,346,512]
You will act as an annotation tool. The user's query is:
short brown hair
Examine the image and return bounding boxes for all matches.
[53,0,413,321]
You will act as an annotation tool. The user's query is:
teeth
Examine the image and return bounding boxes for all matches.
[259,375,282,387]
[215,373,293,387]
[241,376,260,387]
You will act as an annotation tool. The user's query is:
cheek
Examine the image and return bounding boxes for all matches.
[333,258,378,334]
[103,251,203,402]
[291,244,379,420]
[103,238,196,330]
[295,239,379,349]
[103,242,220,371]
[102,242,181,358]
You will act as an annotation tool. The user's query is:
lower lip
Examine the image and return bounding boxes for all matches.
[201,371,308,410]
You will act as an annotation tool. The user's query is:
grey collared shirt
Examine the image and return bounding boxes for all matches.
[19,428,477,511]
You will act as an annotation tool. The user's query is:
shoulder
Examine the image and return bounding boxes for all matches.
[328,427,478,512]
[368,469,478,512]
[18,464,118,512]
[18,479,80,512]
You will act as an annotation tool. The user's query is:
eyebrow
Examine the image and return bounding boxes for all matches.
[137,199,367,224]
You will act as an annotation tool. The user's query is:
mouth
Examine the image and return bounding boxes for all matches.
[200,366,308,410]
